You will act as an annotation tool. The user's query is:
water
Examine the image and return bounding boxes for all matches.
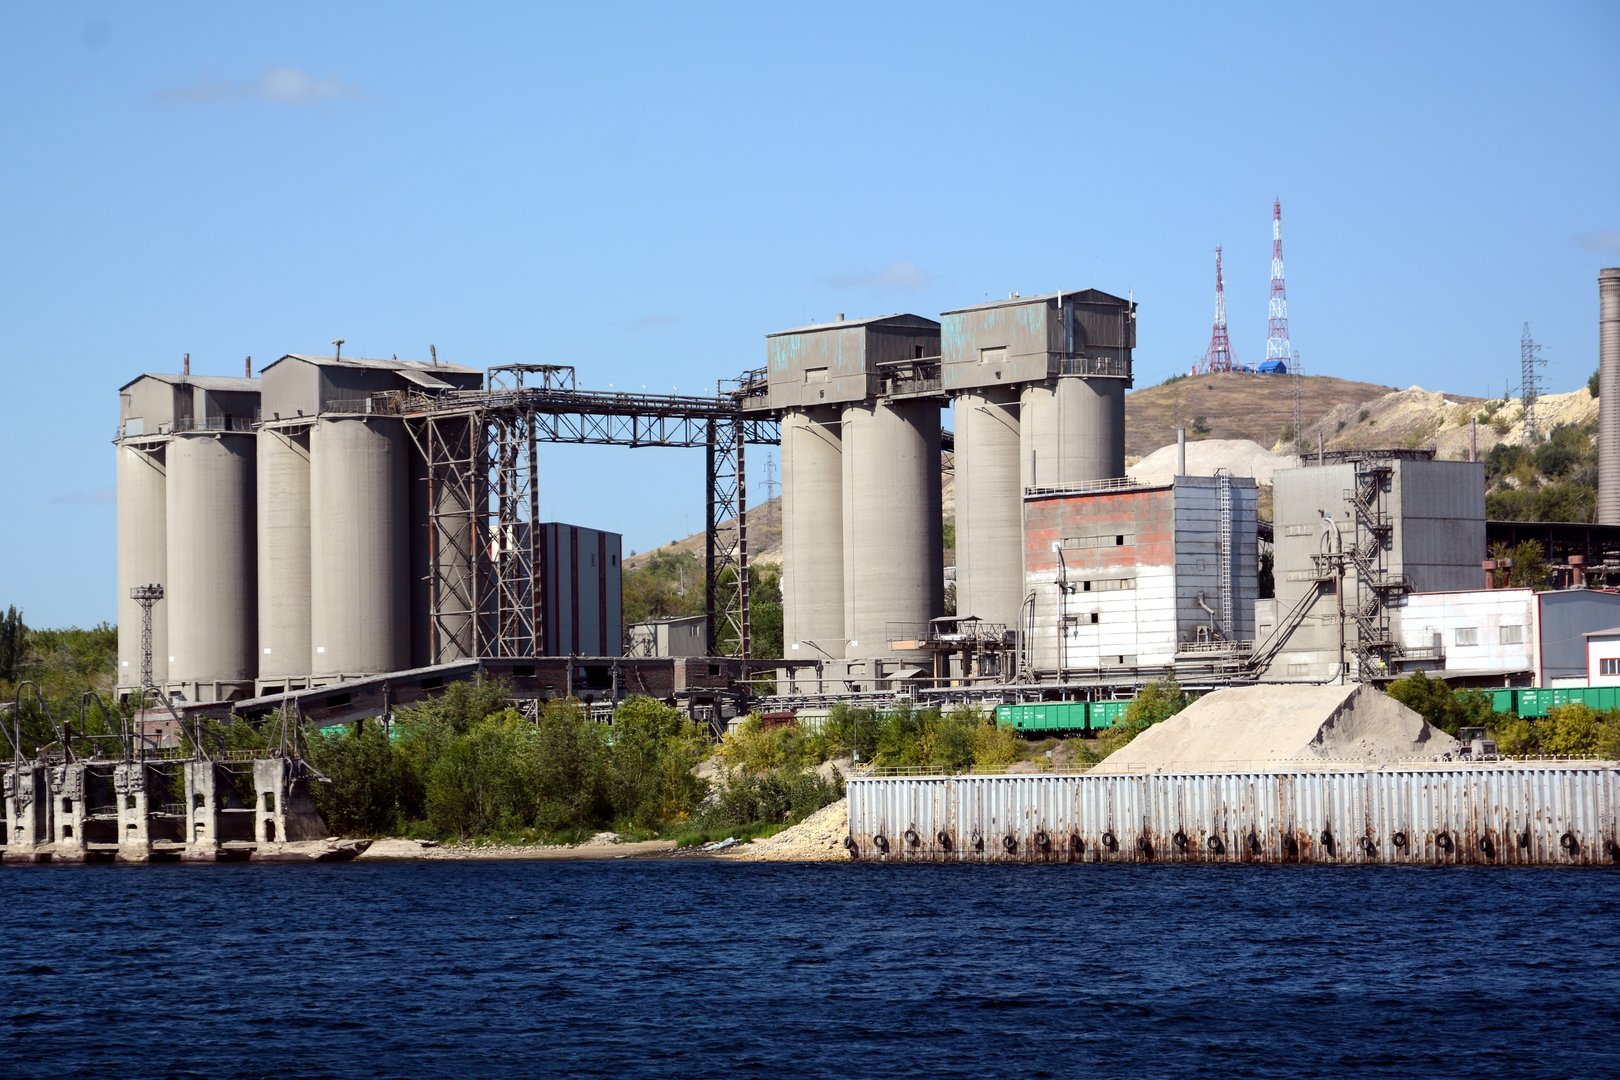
[2,860,1617,1078]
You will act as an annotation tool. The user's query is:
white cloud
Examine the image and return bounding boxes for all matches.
[626,313,678,331]
[51,487,114,506]
[1577,230,1620,254]
[820,260,937,293]
[157,67,362,108]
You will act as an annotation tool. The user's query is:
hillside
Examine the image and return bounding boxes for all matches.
[1124,371,1401,459]
[625,375,1599,569]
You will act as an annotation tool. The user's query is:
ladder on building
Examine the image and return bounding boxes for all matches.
[1345,461,1409,679]
[1216,469,1234,639]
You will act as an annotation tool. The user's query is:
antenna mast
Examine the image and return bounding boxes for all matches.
[1267,199,1293,365]
[1201,245,1237,373]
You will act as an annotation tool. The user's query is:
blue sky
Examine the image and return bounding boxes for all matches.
[3,1,1617,628]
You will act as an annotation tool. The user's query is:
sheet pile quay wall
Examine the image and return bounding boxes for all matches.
[847,767,1620,866]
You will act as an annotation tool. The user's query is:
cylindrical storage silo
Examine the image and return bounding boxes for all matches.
[256,425,311,683]
[116,440,168,692]
[1019,376,1125,490]
[781,408,846,658]
[953,389,1022,630]
[842,399,942,661]
[165,432,257,700]
[310,416,410,676]
[1598,268,1620,524]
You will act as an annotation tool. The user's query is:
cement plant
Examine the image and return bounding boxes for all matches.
[7,240,1620,866]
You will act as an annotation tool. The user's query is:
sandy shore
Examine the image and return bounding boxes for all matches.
[357,837,678,861]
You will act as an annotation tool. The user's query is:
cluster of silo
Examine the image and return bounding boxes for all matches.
[944,291,1135,632]
[767,316,944,665]
[115,373,261,702]
[116,355,482,703]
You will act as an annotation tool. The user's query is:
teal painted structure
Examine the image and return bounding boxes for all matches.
[997,700,1126,734]
[1487,686,1620,719]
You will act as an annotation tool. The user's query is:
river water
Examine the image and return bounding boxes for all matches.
[2,860,1616,1077]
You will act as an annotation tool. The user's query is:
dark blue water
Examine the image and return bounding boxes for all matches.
[2,861,1617,1078]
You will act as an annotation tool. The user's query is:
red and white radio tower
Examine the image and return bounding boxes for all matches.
[1200,244,1238,373]
[1265,198,1293,365]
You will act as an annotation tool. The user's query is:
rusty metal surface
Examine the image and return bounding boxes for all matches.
[847,766,1620,866]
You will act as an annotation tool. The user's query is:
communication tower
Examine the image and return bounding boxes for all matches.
[1266,199,1293,364]
[1200,245,1238,374]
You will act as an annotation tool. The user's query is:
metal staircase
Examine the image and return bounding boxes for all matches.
[1344,461,1409,678]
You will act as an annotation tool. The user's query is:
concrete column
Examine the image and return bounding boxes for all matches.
[50,763,88,862]
[183,760,221,861]
[253,758,325,846]
[3,764,53,863]
[114,762,152,863]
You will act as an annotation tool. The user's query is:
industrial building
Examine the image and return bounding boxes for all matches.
[110,266,1620,726]
[1022,474,1258,679]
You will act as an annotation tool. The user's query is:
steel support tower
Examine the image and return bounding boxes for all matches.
[1201,245,1238,373]
[1266,199,1293,365]
[404,368,778,662]
[1520,323,1547,445]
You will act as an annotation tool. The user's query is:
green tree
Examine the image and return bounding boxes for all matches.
[1386,671,1496,736]
[307,723,412,835]
[1100,677,1190,755]
[0,606,26,683]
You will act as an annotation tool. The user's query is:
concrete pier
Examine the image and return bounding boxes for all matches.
[2,756,352,864]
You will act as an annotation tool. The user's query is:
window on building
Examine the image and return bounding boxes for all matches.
[1499,624,1524,645]
[1089,613,1100,624]
[1455,627,1479,647]
[1601,658,1620,676]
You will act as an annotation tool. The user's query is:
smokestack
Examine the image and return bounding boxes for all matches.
[1177,427,1186,478]
[244,355,252,378]
[182,352,190,378]
[1600,269,1620,523]
[1469,416,1477,462]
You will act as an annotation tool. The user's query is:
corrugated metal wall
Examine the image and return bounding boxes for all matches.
[847,767,1620,866]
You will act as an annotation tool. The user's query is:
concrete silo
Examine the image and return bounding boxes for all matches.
[842,397,943,661]
[779,408,846,658]
[258,354,483,681]
[165,429,258,702]
[942,291,1136,632]
[256,424,311,687]
[759,314,942,664]
[115,438,168,692]
[310,415,410,677]
[952,389,1021,628]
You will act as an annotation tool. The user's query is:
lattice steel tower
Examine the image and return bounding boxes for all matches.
[1201,245,1238,373]
[1520,322,1547,445]
[1266,199,1293,364]
[130,583,164,698]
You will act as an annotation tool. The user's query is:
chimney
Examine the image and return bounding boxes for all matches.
[182,352,190,378]
[1597,268,1620,522]
[244,355,252,378]
[1177,427,1187,478]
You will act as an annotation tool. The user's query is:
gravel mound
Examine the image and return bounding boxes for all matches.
[1093,684,1457,773]
[1128,439,1300,486]
[723,798,850,862]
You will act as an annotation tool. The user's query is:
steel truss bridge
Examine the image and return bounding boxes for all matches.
[397,364,777,662]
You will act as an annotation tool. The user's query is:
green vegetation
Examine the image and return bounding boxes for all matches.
[621,551,784,658]
[1384,671,1495,736]
[306,684,710,841]
[1484,422,1597,523]
[0,609,123,754]
[1385,672,1620,757]
[1099,677,1190,754]
[1589,369,1600,398]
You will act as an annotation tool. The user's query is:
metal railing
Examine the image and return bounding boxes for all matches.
[324,394,405,416]
[1056,353,1131,379]
[1024,475,1145,498]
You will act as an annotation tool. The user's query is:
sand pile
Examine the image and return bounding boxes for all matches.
[723,798,850,862]
[1093,684,1457,774]
[1128,439,1300,486]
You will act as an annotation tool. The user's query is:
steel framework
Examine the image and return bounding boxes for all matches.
[1266,199,1293,364]
[1200,245,1239,374]
[404,366,779,662]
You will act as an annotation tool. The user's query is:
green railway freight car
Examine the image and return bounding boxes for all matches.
[1484,686,1620,719]
[996,701,1126,735]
